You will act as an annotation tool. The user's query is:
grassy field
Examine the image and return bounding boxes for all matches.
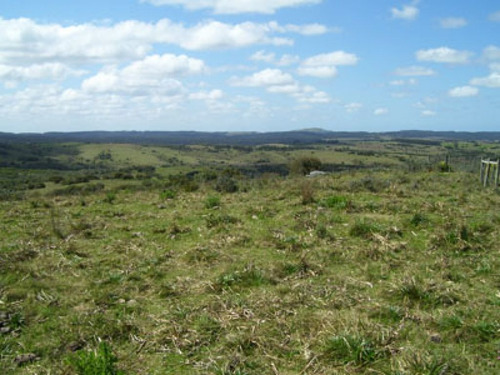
[1,141,499,374]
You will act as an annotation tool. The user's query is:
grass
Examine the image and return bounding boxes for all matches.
[0,141,499,374]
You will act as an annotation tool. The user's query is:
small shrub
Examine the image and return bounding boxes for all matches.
[215,175,239,193]
[289,156,322,175]
[437,160,451,172]
[300,181,315,205]
[68,342,124,375]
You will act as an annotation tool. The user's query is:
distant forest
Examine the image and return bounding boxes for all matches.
[1,129,500,146]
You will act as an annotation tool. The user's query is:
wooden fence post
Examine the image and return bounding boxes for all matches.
[495,160,499,188]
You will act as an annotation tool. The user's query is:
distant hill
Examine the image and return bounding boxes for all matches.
[0,129,499,145]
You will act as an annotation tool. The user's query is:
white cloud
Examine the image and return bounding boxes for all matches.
[448,86,479,97]
[230,69,330,103]
[345,102,363,113]
[294,90,330,104]
[141,0,322,14]
[301,51,359,67]
[298,66,338,78]
[490,63,500,73]
[374,108,388,116]
[0,63,86,86]
[390,78,417,86]
[421,110,436,116]
[489,11,500,22]
[191,89,224,101]
[394,66,436,76]
[416,47,473,64]
[231,69,295,88]
[250,50,276,63]
[298,51,358,78]
[250,50,300,66]
[483,46,500,61]
[0,17,328,66]
[470,73,500,88]
[440,17,467,29]
[391,2,419,21]
[82,54,205,95]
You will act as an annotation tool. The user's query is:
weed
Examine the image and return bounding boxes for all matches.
[321,195,349,209]
[300,180,315,204]
[216,265,271,290]
[160,189,176,200]
[410,212,428,227]
[68,342,124,375]
[205,195,221,209]
[349,219,383,238]
[324,333,381,366]
[104,192,116,204]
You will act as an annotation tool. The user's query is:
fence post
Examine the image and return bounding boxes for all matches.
[480,159,485,185]
[495,160,499,188]
[484,161,491,187]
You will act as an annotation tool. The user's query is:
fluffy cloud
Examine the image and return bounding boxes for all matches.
[394,66,436,76]
[0,63,86,86]
[0,17,328,66]
[231,69,295,88]
[391,2,419,21]
[250,50,300,66]
[230,69,330,103]
[440,17,467,29]
[298,51,358,78]
[489,11,500,22]
[470,73,500,88]
[141,0,322,14]
[344,102,363,113]
[82,54,205,95]
[421,110,436,116]
[448,86,479,97]
[416,47,472,64]
[390,79,417,86]
[374,108,388,116]
[483,46,500,61]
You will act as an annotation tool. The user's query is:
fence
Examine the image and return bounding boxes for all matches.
[480,159,499,187]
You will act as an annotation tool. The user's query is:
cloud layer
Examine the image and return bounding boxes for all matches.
[141,0,322,14]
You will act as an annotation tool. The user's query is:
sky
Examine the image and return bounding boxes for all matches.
[0,0,499,133]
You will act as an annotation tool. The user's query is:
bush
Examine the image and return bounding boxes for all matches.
[289,156,322,175]
[215,175,239,193]
[300,180,315,205]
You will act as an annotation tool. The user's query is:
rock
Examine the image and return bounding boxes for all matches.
[67,341,84,352]
[306,170,327,178]
[430,334,442,343]
[14,353,39,366]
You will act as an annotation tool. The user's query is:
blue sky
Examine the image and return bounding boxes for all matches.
[0,0,499,133]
